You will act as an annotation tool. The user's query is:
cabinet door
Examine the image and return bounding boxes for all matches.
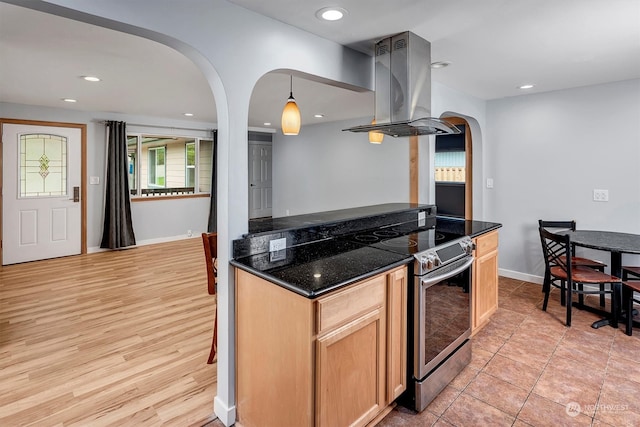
[386,267,407,402]
[316,308,386,427]
[472,231,499,331]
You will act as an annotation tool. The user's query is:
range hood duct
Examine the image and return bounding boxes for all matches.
[344,31,460,137]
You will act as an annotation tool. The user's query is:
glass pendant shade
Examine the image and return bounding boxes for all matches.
[368,118,384,144]
[282,96,301,135]
[282,76,301,135]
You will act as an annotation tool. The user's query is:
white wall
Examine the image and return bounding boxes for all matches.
[485,79,640,282]
[271,85,489,219]
[2,1,373,424]
[1,101,214,249]
[272,117,410,217]
[432,81,488,218]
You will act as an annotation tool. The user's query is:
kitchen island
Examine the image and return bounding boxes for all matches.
[231,205,500,427]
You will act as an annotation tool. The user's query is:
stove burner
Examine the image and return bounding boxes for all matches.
[373,230,400,238]
[435,232,446,241]
[380,239,418,248]
[354,235,379,243]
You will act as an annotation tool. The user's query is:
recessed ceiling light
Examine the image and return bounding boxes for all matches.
[82,76,101,82]
[263,122,272,126]
[314,114,324,118]
[183,113,194,117]
[313,273,322,278]
[316,7,347,21]
[518,84,535,90]
[62,98,77,103]
[431,61,451,69]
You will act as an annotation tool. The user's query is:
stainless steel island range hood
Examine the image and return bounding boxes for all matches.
[344,31,460,137]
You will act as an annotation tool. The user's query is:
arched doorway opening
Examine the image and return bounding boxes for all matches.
[435,116,473,220]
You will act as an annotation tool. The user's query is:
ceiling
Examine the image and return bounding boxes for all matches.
[1,0,639,129]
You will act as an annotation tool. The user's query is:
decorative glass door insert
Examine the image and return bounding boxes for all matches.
[19,133,67,198]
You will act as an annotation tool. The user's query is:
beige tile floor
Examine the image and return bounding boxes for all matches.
[379,276,640,427]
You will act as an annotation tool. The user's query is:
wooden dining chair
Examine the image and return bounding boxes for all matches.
[622,266,640,280]
[538,220,607,307]
[202,232,218,364]
[622,267,640,336]
[539,227,621,327]
[622,281,640,336]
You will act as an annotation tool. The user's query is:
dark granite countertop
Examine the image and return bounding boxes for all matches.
[231,239,410,298]
[247,203,433,236]
[232,212,502,299]
[436,216,502,238]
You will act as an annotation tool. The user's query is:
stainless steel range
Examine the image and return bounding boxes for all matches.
[348,221,475,412]
[408,234,474,411]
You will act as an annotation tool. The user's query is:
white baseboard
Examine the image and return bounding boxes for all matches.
[499,268,607,295]
[214,396,236,427]
[88,234,197,253]
[499,268,543,285]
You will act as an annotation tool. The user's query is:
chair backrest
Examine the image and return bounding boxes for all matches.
[538,226,572,277]
[539,220,578,256]
[538,220,577,232]
[202,232,218,295]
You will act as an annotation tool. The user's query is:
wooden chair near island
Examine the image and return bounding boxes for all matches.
[202,232,218,364]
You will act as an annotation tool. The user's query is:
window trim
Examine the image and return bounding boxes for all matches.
[126,129,213,200]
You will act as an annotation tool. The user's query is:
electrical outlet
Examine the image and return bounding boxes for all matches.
[187,229,193,237]
[269,237,286,252]
[418,211,426,227]
[593,189,609,202]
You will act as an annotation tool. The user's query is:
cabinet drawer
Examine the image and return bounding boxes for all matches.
[475,230,498,257]
[316,275,385,336]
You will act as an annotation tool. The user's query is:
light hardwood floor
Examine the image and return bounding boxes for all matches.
[0,238,218,426]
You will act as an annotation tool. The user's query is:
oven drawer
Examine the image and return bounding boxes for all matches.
[474,230,498,257]
[316,275,385,335]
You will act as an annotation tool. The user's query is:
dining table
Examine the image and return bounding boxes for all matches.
[563,229,640,329]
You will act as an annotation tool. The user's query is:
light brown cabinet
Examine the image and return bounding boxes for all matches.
[471,230,499,332]
[235,265,407,427]
[385,267,407,402]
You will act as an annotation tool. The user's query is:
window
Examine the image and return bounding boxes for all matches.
[434,132,466,183]
[185,142,195,187]
[434,151,466,182]
[127,133,213,197]
[127,136,137,191]
[19,133,67,197]
[148,146,166,187]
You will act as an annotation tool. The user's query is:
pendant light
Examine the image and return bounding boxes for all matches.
[281,75,301,135]
[368,118,384,144]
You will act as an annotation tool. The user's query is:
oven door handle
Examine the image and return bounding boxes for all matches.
[420,257,474,288]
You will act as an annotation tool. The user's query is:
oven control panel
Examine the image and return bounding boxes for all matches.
[416,236,474,275]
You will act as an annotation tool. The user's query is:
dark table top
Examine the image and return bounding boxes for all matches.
[563,230,640,254]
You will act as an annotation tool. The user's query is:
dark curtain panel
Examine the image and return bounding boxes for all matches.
[100,121,136,249]
[207,130,218,232]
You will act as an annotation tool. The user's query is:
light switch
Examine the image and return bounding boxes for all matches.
[486,178,494,189]
[90,176,100,185]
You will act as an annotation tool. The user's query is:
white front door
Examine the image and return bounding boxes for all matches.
[2,123,82,265]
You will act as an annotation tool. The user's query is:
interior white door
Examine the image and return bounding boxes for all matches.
[248,143,272,219]
[2,123,82,265]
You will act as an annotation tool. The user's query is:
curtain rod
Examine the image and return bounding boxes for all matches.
[95,119,215,133]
